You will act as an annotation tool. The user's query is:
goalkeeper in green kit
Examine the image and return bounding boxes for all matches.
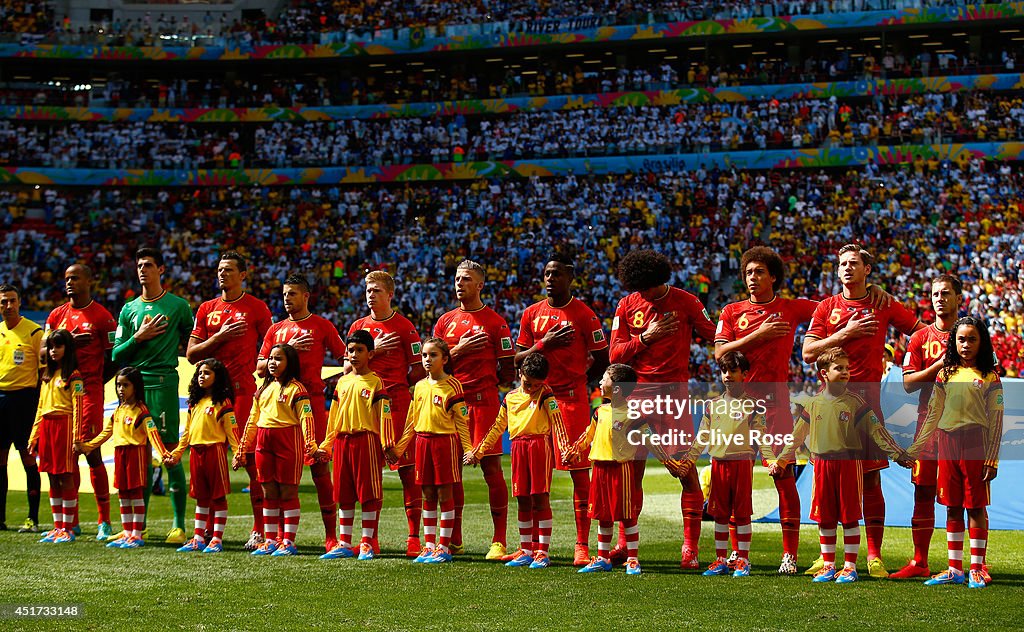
[112,247,194,544]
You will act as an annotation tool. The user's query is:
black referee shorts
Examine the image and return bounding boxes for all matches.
[0,388,39,451]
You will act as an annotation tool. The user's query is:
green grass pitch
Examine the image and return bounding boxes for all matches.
[2,459,1023,631]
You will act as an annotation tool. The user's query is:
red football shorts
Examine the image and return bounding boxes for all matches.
[37,413,74,475]
[233,394,254,446]
[387,386,414,471]
[189,443,231,500]
[937,427,990,509]
[309,394,328,444]
[114,444,148,491]
[589,460,644,522]
[332,431,385,504]
[810,459,864,525]
[553,386,591,471]
[707,458,754,521]
[81,383,105,440]
[466,390,502,458]
[510,434,553,497]
[911,458,939,487]
[255,425,303,486]
[414,432,462,486]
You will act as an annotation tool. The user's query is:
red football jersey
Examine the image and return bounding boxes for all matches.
[348,311,421,393]
[716,296,818,384]
[902,323,951,421]
[806,293,920,384]
[433,306,514,395]
[191,293,273,397]
[259,313,345,395]
[516,297,607,393]
[45,300,117,386]
[609,286,717,383]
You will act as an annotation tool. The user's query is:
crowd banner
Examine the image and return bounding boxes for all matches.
[3,73,1021,123]
[4,142,1023,186]
[0,3,1021,61]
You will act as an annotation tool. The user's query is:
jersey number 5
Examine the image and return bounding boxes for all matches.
[828,308,843,325]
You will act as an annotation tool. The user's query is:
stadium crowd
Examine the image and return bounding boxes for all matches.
[0,0,996,44]
[2,162,1022,379]
[1,91,1021,168]
[2,47,1016,109]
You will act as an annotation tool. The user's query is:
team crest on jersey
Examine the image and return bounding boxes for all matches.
[500,337,513,351]
[839,411,851,423]
[973,379,984,389]
[56,378,65,388]
[124,416,134,425]
[433,394,443,406]
[205,406,214,416]
[360,388,371,399]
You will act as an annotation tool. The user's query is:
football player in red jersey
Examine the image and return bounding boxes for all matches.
[258,274,346,553]
[186,251,273,551]
[347,270,425,557]
[609,249,717,568]
[893,274,964,579]
[434,260,516,560]
[714,247,817,574]
[803,244,923,578]
[515,254,609,565]
[45,264,117,540]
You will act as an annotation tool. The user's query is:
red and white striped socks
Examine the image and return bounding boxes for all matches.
[968,527,987,572]
[819,523,838,567]
[361,500,381,545]
[597,521,613,559]
[49,488,63,531]
[946,517,965,572]
[281,498,300,546]
[535,506,553,555]
[338,507,355,547]
[842,522,861,569]
[623,519,639,561]
[438,499,455,553]
[210,498,227,543]
[714,521,730,560]
[262,500,280,544]
[517,509,533,554]
[194,504,209,544]
[129,492,145,538]
[422,501,437,552]
[735,520,751,561]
